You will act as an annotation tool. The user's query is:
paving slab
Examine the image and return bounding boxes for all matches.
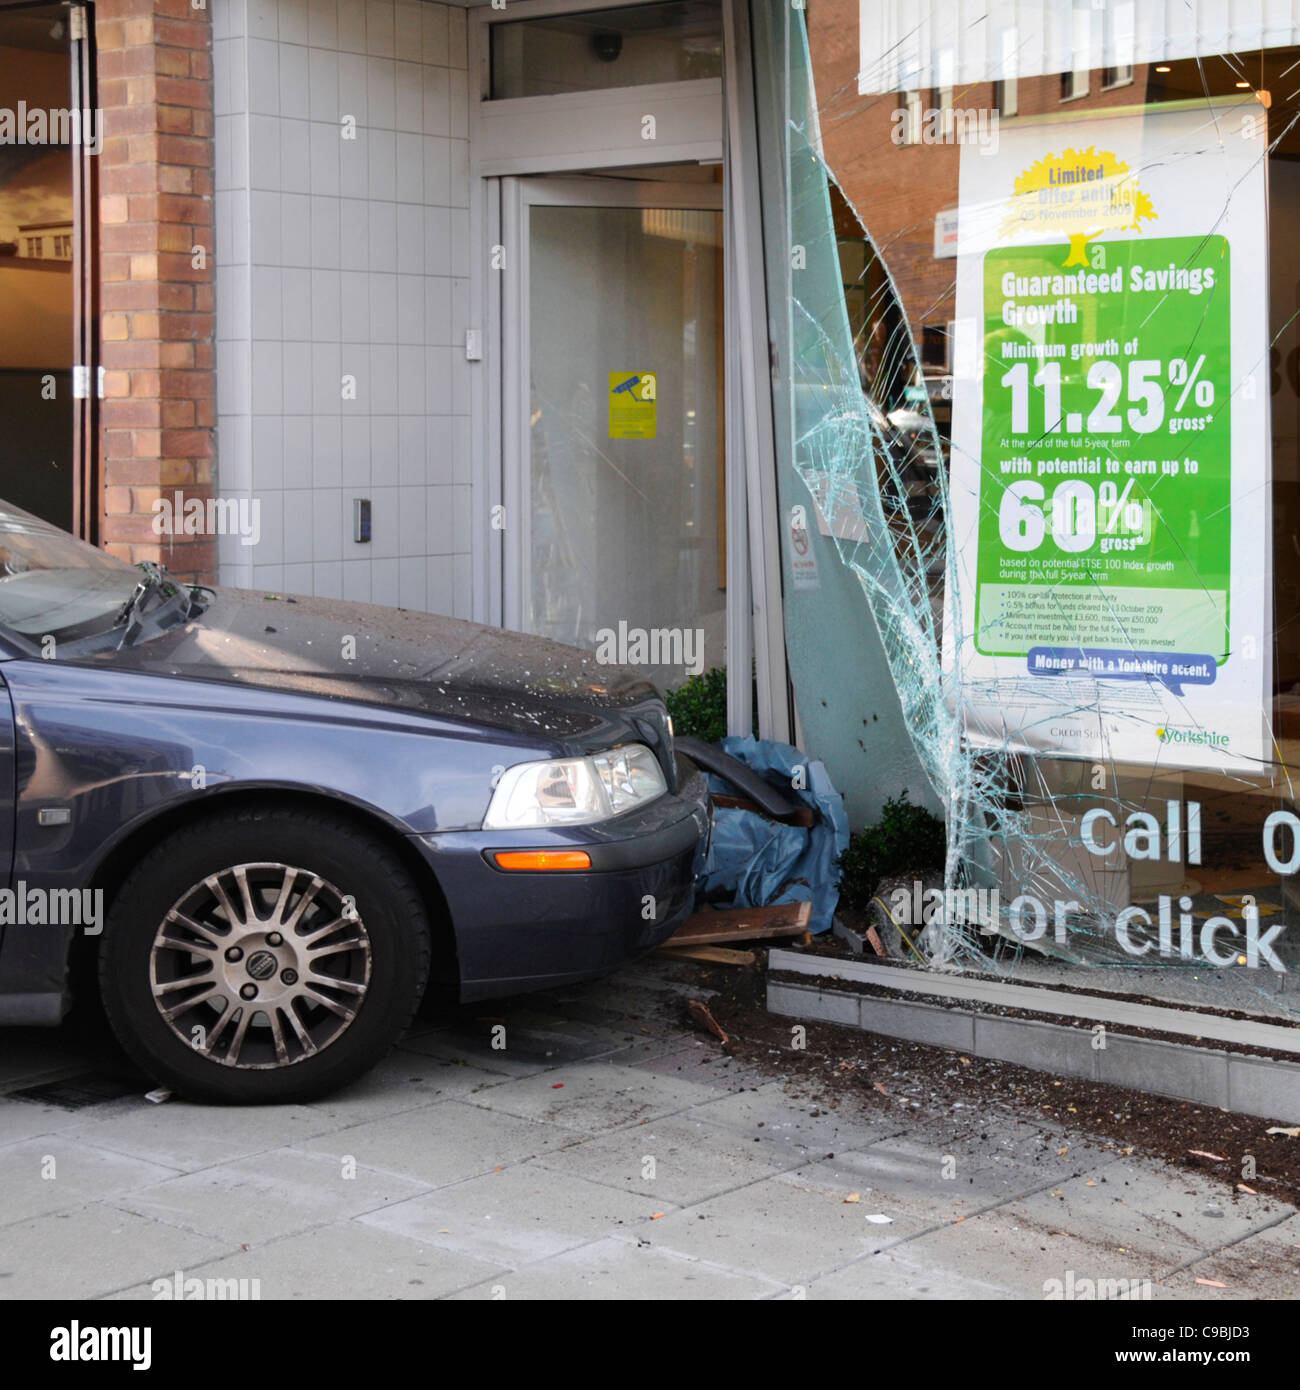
[644,1172,918,1285]
[63,1099,324,1172]
[465,1061,728,1132]
[630,1042,752,1084]
[115,1147,430,1246]
[447,1234,784,1299]
[789,1143,1050,1225]
[1012,1162,1289,1259]
[299,1053,509,1131]
[294,1097,576,1187]
[1,957,1296,1301]
[1161,1213,1300,1298]
[684,1081,905,1162]
[479,1004,653,1051]
[530,1112,803,1206]
[417,1018,626,1070]
[767,1165,938,1247]
[0,1204,228,1300]
[965,1116,1122,1175]
[596,1030,727,1066]
[359,1162,671,1266]
[884,1206,1183,1298]
[802,1245,1019,1300]
[397,1029,566,1078]
[0,1095,117,1144]
[0,1136,179,1226]
[107,1221,507,1300]
[857,1120,1051,1172]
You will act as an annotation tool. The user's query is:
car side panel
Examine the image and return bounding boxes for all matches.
[0,660,569,1011]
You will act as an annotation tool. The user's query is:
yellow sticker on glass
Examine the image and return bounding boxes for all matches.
[608,371,657,439]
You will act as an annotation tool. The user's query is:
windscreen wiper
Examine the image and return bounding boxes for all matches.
[115,561,176,646]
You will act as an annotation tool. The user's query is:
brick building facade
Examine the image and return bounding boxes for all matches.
[96,0,217,581]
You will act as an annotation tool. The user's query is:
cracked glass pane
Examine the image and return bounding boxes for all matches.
[757,2,1300,1016]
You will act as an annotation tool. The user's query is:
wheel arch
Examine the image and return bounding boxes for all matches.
[74,787,459,999]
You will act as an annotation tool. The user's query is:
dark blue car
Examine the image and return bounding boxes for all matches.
[0,504,708,1103]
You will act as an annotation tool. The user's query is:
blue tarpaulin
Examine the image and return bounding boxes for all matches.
[698,736,850,935]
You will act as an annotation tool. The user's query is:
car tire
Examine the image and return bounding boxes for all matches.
[99,804,431,1104]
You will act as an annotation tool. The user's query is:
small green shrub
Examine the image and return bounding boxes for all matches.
[665,667,728,744]
[837,792,946,914]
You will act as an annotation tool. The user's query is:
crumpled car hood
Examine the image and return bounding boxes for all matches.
[74,588,662,743]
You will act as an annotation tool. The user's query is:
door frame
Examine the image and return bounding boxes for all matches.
[500,173,725,637]
[68,0,98,544]
[0,0,97,541]
[467,0,790,742]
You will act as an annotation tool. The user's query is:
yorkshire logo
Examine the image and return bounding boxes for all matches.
[1001,146,1157,267]
[1157,725,1229,748]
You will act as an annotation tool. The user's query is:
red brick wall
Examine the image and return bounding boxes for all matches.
[95,0,215,582]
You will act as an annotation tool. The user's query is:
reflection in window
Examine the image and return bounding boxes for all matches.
[786,3,1300,1008]
[1060,67,1089,100]
[994,27,1019,116]
[899,88,924,144]
[527,203,725,692]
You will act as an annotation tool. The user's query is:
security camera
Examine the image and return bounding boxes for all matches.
[592,31,622,62]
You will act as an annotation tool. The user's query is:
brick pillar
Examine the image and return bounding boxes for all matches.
[96,0,216,582]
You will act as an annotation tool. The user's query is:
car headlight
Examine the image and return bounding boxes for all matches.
[483,743,667,829]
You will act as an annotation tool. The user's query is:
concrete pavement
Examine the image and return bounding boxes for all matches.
[0,960,1296,1300]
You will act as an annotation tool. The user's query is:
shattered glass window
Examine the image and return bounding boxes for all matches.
[756,1,1300,1016]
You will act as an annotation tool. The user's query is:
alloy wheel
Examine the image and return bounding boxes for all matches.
[148,862,372,1069]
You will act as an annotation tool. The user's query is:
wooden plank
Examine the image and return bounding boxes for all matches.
[664,900,813,946]
[654,945,757,966]
[687,999,729,1043]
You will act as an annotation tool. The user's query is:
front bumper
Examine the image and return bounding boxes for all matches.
[411,769,710,1000]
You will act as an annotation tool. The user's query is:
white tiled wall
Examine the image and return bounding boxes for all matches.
[213,0,472,616]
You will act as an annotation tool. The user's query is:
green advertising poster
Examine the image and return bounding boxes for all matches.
[976,236,1231,665]
[948,102,1270,771]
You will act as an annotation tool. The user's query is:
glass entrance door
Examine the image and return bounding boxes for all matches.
[513,176,725,691]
